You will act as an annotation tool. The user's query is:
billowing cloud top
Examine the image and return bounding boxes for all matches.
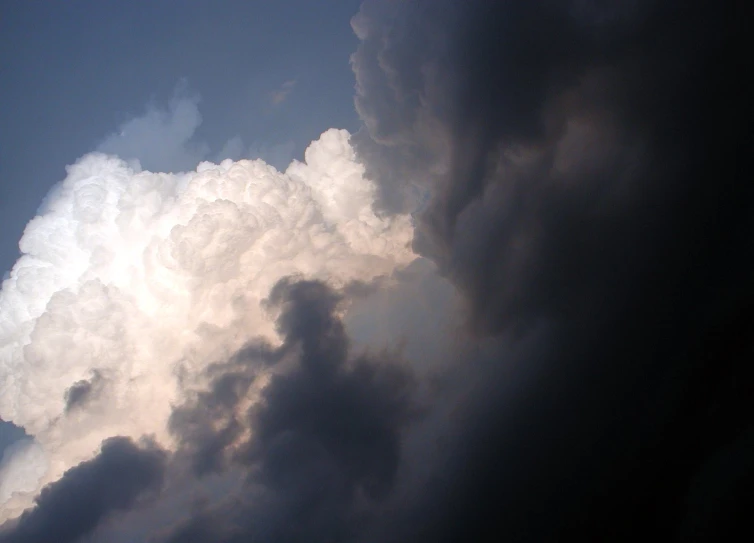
[0,128,414,519]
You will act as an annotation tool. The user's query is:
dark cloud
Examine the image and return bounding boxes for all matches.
[163,279,418,542]
[0,437,165,543]
[64,370,105,413]
[350,0,458,214]
[352,0,753,540]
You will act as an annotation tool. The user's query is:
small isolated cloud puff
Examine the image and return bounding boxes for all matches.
[270,80,297,105]
[0,127,415,521]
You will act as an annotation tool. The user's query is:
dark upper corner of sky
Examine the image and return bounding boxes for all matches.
[0,0,364,276]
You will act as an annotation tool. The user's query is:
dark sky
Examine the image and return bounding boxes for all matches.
[1,1,752,542]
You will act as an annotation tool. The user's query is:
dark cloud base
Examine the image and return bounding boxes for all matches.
[0,437,165,543]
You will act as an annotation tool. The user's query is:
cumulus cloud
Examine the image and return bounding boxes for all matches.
[0,124,414,520]
[1,1,751,541]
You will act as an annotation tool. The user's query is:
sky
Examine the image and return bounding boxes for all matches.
[0,1,752,542]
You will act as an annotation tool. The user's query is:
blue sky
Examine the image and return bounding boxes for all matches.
[0,0,364,277]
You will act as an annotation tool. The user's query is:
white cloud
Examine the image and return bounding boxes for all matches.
[0,126,415,520]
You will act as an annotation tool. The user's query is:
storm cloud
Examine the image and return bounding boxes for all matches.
[0,1,751,541]
[0,123,413,519]
[350,0,753,540]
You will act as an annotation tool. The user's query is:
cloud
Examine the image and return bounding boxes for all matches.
[96,84,209,173]
[0,262,464,542]
[350,0,753,539]
[64,370,105,413]
[0,276,432,543]
[1,1,751,541]
[95,80,298,175]
[270,80,297,106]
[0,437,165,543]
[157,279,418,542]
[0,120,414,520]
[213,136,245,162]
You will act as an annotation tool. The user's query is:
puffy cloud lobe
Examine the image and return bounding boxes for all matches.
[351,0,752,540]
[0,437,165,543]
[0,128,414,519]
